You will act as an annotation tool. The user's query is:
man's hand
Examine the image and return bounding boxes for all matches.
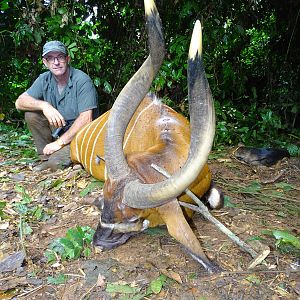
[54,110,93,145]
[15,92,65,128]
[43,141,62,155]
[43,110,93,156]
[42,102,66,128]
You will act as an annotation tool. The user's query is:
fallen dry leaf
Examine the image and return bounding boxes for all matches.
[77,179,88,189]
[0,222,9,230]
[62,202,78,212]
[160,269,182,284]
[96,273,106,288]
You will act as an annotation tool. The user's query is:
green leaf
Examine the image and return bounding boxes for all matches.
[66,227,83,238]
[94,77,101,87]
[47,273,67,285]
[63,247,75,260]
[20,221,33,235]
[33,30,42,44]
[44,249,57,264]
[223,195,235,207]
[246,274,261,285]
[187,272,197,280]
[106,283,139,294]
[66,228,84,247]
[63,38,71,46]
[0,1,9,10]
[261,229,273,236]
[246,235,264,242]
[68,42,77,49]
[59,237,76,258]
[32,206,43,220]
[14,203,28,214]
[57,7,67,14]
[272,230,300,249]
[144,227,167,236]
[75,225,85,237]
[15,184,32,203]
[276,211,286,218]
[80,226,95,244]
[73,245,82,259]
[49,239,65,254]
[45,226,95,262]
[287,144,299,156]
[103,81,112,94]
[271,190,284,197]
[0,201,7,219]
[19,134,31,141]
[49,178,64,190]
[240,181,261,193]
[274,182,294,192]
[82,247,92,257]
[79,180,103,197]
[150,275,167,294]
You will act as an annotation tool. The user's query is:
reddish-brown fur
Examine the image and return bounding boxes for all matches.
[71,95,218,272]
[71,95,212,226]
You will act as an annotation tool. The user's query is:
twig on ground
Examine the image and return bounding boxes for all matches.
[65,273,86,279]
[151,163,269,267]
[79,283,97,300]
[17,285,47,298]
[0,276,15,282]
[71,205,89,213]
[19,216,27,257]
[260,170,285,184]
[201,269,300,278]
[178,201,258,258]
[47,223,70,230]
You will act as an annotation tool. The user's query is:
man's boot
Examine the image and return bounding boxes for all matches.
[33,145,72,171]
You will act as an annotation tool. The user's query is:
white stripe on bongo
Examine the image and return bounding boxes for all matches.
[123,101,155,150]
[75,122,92,162]
[89,119,108,177]
[84,113,108,168]
[80,113,107,168]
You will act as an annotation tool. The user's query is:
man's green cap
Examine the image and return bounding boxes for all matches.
[42,41,67,57]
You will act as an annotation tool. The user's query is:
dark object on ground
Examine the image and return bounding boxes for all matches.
[234,146,290,166]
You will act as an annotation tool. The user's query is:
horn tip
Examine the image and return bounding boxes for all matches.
[188,20,202,60]
[144,0,157,16]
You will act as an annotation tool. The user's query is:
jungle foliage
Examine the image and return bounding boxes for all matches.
[0,0,299,152]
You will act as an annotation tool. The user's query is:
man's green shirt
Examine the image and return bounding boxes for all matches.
[27,66,99,122]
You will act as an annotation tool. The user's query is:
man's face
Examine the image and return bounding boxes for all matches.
[42,51,70,77]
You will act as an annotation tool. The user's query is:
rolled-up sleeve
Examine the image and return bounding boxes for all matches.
[77,78,98,113]
[26,75,44,99]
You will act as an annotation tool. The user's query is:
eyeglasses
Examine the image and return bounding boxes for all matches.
[45,54,67,63]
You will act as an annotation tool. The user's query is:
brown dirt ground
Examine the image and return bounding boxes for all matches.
[0,151,299,300]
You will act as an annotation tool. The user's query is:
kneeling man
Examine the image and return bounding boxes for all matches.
[16,41,99,171]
